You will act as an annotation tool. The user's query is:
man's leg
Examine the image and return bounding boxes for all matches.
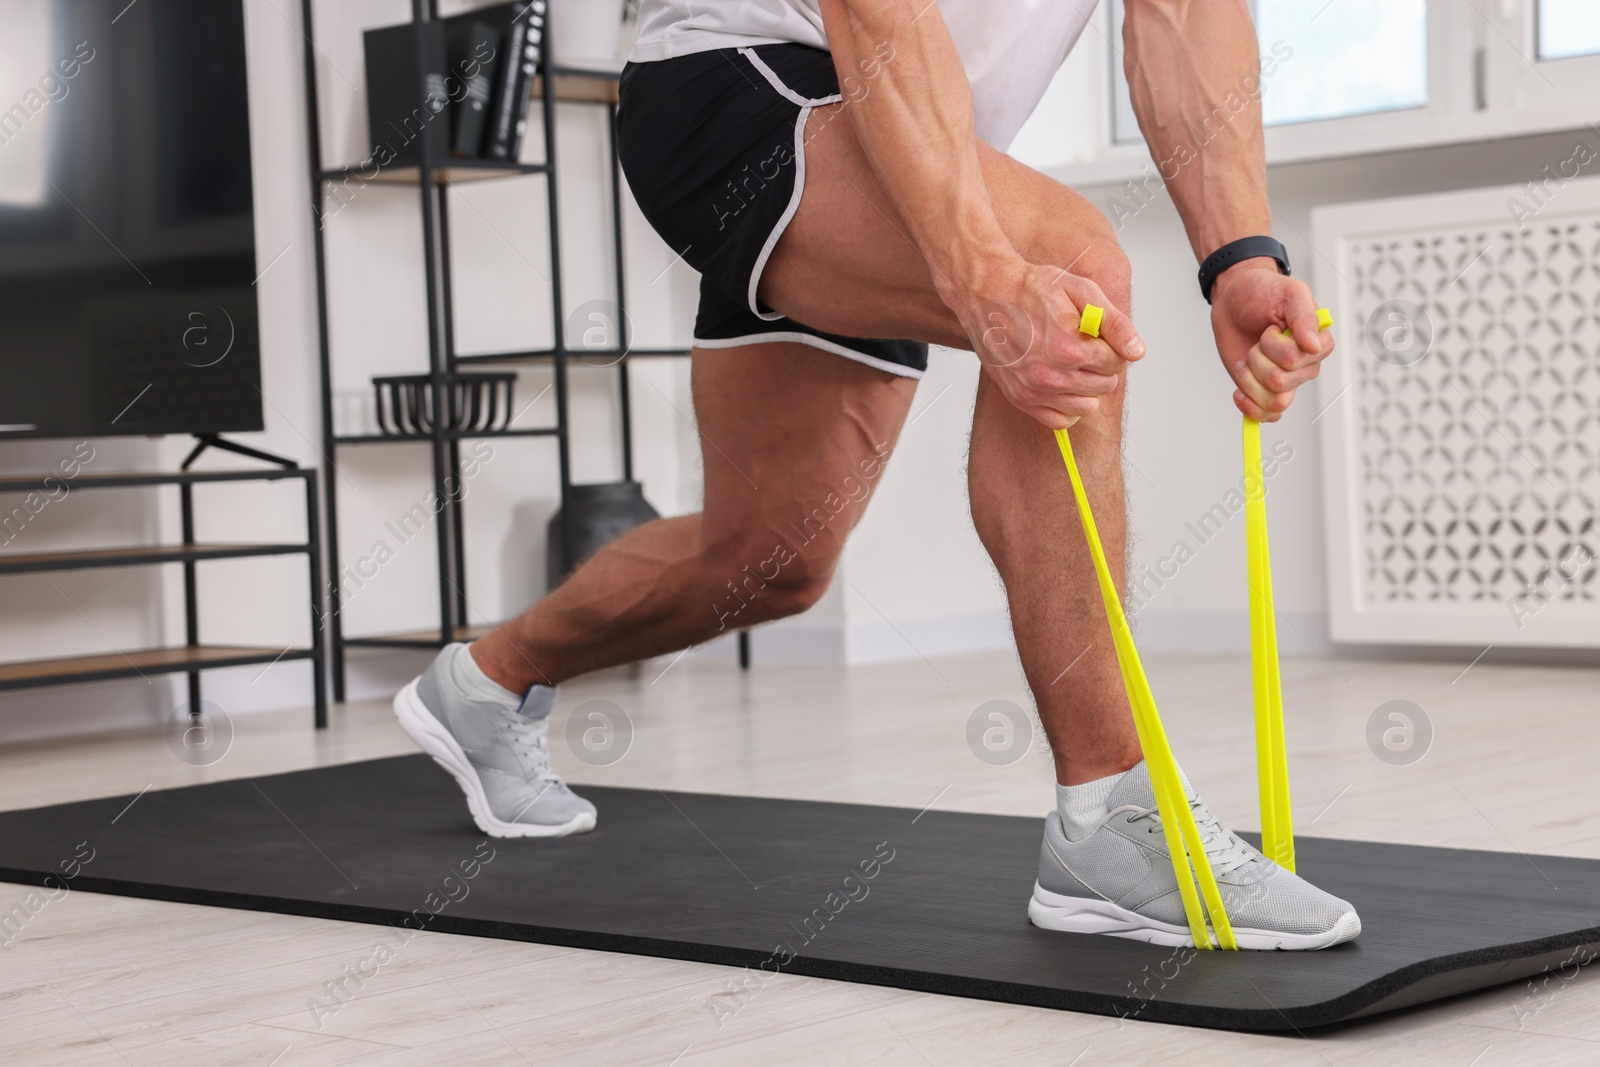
[967,359,1141,787]
[471,342,917,692]
[401,341,912,837]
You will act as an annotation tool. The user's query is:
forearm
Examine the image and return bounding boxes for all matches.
[818,0,1016,303]
[1123,0,1270,265]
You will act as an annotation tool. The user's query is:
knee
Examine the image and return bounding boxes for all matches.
[753,568,834,621]
[1019,199,1132,312]
[707,528,840,629]
[1074,239,1132,314]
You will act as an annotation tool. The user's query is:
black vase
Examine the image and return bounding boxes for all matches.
[547,480,661,590]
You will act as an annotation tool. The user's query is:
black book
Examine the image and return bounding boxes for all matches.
[446,20,502,157]
[479,0,547,161]
[362,21,451,168]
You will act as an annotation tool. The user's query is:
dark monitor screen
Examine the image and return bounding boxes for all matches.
[0,0,261,439]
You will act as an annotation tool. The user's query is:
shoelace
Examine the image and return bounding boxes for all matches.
[1125,797,1263,878]
[498,712,563,784]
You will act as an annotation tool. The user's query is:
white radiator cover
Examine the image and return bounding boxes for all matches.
[1312,178,1599,648]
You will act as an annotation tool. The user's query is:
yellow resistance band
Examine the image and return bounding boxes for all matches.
[1056,306,1236,950]
[1246,306,1333,874]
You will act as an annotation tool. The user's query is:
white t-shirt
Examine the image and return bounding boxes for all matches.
[629,0,1100,152]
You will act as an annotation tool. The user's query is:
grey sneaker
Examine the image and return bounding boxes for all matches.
[1029,760,1360,950]
[394,645,597,838]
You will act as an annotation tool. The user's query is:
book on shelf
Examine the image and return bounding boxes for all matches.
[362,21,451,168]
[446,20,502,157]
[481,0,547,161]
[364,4,546,168]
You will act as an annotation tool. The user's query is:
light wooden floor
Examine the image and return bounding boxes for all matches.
[2,648,1598,1066]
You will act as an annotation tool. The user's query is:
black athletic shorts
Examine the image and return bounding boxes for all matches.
[618,44,930,378]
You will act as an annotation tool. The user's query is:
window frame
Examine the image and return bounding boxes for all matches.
[1259,0,1465,162]
[1535,0,1600,63]
[1489,0,1600,107]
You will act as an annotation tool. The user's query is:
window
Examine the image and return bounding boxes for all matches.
[1108,0,1427,142]
[0,1,55,207]
[1108,0,1139,144]
[1537,0,1600,61]
[1254,0,1427,125]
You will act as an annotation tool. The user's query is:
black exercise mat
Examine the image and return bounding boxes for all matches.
[1,754,1595,1031]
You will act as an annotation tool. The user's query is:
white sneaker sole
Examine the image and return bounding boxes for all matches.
[1027,883,1361,951]
[393,679,596,839]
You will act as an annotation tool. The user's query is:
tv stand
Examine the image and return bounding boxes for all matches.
[181,434,298,471]
[0,467,326,727]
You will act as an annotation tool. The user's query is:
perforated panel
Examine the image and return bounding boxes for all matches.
[1314,181,1600,647]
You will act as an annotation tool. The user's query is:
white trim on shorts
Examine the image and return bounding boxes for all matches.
[736,47,844,325]
[692,331,926,380]
[738,46,844,108]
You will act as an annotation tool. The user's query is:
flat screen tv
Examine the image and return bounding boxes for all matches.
[0,0,261,440]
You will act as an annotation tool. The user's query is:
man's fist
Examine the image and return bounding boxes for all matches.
[1209,259,1334,422]
[956,259,1145,429]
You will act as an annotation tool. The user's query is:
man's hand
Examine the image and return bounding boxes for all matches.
[1209,259,1334,422]
[950,259,1145,429]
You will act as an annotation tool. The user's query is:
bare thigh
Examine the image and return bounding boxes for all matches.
[759,104,1129,346]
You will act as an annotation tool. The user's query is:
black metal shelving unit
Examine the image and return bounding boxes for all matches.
[0,468,326,728]
[300,2,694,698]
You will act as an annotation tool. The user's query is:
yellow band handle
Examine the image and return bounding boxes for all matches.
[1057,305,1106,430]
[1283,307,1334,337]
[1079,303,1104,338]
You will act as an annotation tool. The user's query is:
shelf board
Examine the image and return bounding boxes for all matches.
[320,160,549,187]
[0,645,314,691]
[344,621,502,649]
[0,542,309,576]
[332,427,559,446]
[534,67,620,105]
[0,468,310,495]
[316,67,623,190]
[548,62,623,79]
[455,346,692,365]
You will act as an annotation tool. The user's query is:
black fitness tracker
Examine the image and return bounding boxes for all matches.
[1197,236,1290,304]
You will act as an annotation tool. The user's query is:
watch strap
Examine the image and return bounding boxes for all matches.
[1198,236,1289,304]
